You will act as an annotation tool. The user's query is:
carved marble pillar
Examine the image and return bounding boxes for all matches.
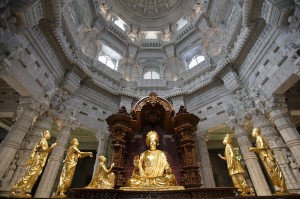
[0,97,40,180]
[195,132,215,188]
[2,111,54,193]
[251,110,300,192]
[229,120,272,196]
[173,106,201,188]
[266,96,300,167]
[109,127,131,188]
[93,131,110,176]
[119,96,133,113]
[0,107,53,197]
[106,109,133,188]
[34,119,78,198]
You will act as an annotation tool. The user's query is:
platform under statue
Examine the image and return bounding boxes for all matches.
[120,131,184,191]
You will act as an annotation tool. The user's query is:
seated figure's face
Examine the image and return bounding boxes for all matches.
[149,138,157,151]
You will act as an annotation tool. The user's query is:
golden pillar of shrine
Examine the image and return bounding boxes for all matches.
[106,107,133,187]
[174,106,201,188]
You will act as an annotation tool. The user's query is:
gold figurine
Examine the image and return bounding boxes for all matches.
[10,130,56,198]
[218,134,254,196]
[85,155,115,189]
[121,131,184,191]
[53,138,93,198]
[249,128,287,193]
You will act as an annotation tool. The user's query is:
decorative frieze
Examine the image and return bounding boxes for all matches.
[137,79,167,88]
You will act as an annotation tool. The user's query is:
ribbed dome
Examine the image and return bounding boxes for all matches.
[107,0,195,30]
[120,0,181,18]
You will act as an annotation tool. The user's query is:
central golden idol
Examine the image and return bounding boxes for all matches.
[120,131,184,191]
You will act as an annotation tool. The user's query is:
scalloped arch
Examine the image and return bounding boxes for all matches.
[133,92,173,112]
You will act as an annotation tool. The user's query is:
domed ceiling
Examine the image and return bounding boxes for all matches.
[107,0,196,30]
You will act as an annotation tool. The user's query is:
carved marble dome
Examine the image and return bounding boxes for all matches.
[108,0,195,30]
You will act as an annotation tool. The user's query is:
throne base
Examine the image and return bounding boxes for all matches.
[70,187,237,198]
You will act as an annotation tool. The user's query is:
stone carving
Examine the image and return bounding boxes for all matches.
[119,0,181,18]
[192,3,202,15]
[2,152,20,186]
[49,88,70,113]
[161,23,172,41]
[100,3,113,21]
[127,24,139,41]
[275,15,300,58]
[284,149,300,181]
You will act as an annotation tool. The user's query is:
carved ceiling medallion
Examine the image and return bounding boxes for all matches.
[120,0,182,18]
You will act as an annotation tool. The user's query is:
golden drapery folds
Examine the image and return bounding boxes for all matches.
[53,138,93,198]
[218,134,254,196]
[122,131,184,191]
[85,155,115,189]
[249,128,287,193]
[11,130,56,198]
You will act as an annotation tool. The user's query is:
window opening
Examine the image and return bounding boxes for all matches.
[188,55,205,69]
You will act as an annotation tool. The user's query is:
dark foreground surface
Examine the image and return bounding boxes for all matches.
[3,187,299,199]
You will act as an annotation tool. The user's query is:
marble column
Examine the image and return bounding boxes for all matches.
[0,97,40,180]
[195,132,215,188]
[266,96,300,166]
[251,110,300,192]
[230,121,272,195]
[92,131,110,176]
[34,119,78,198]
[0,112,53,195]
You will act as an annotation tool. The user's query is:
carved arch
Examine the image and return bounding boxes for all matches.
[133,92,173,112]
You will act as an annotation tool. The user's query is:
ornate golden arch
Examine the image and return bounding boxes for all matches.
[133,92,173,112]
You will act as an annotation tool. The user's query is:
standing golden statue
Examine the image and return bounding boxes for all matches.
[10,130,56,197]
[85,155,115,189]
[249,128,287,193]
[218,134,254,195]
[121,131,184,190]
[52,138,93,197]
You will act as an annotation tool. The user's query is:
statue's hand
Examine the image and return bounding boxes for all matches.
[249,147,254,152]
[133,155,140,168]
[51,143,57,148]
[111,163,115,168]
[218,154,224,159]
[88,152,93,157]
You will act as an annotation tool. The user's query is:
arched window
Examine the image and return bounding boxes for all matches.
[143,67,160,79]
[114,17,127,31]
[188,55,205,69]
[98,56,115,69]
[97,44,122,70]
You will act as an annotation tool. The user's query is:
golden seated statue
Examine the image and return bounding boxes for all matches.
[120,131,184,191]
